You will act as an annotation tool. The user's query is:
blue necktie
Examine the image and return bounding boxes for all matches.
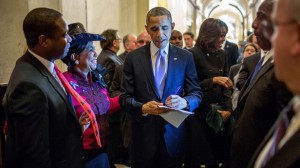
[250,56,265,82]
[155,49,166,98]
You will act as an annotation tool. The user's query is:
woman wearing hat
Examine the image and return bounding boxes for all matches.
[62,22,120,168]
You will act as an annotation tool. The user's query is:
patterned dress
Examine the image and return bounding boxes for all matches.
[63,69,120,163]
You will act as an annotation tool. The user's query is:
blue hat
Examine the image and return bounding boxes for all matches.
[68,22,106,47]
[70,33,106,47]
[61,22,106,65]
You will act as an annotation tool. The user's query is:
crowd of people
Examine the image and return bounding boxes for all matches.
[2,0,300,167]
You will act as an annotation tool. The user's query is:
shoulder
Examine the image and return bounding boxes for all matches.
[226,41,238,47]
[127,44,149,60]
[171,45,192,55]
[230,64,241,71]
[219,49,227,55]
[98,50,113,62]
[244,52,260,62]
[170,45,194,63]
[189,46,204,58]
[10,54,46,84]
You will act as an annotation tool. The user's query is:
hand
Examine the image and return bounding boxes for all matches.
[217,110,231,122]
[213,77,233,89]
[165,95,188,110]
[79,113,90,132]
[142,101,170,115]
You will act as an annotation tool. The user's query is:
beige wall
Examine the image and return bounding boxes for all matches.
[0,0,199,83]
[0,0,28,83]
[0,0,142,83]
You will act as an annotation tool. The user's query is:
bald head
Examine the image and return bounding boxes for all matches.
[252,0,275,50]
[123,34,137,52]
[136,31,151,48]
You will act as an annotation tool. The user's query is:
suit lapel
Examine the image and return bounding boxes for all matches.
[25,53,78,119]
[162,45,177,100]
[239,57,273,103]
[251,114,300,168]
[249,107,300,168]
[139,44,160,99]
[265,129,300,168]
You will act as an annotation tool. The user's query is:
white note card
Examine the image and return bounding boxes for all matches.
[158,106,194,128]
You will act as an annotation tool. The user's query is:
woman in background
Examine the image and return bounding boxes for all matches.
[229,43,258,110]
[185,18,233,168]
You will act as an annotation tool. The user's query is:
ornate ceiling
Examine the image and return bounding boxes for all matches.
[194,0,263,41]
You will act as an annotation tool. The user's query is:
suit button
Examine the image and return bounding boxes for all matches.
[80,136,83,139]
[81,156,85,160]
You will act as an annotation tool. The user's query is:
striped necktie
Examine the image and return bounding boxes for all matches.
[155,49,166,98]
[262,104,295,166]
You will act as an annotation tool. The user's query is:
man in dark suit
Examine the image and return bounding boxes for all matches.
[223,40,239,67]
[97,29,123,89]
[235,52,260,91]
[3,8,84,168]
[220,21,239,67]
[230,1,293,168]
[183,32,194,49]
[120,7,202,168]
[248,0,300,167]
[97,29,124,168]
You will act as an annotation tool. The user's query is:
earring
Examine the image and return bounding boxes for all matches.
[75,60,79,65]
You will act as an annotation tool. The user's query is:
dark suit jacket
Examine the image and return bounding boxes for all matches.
[97,49,124,90]
[236,53,260,90]
[229,64,241,86]
[224,40,239,67]
[109,64,124,98]
[4,52,84,168]
[230,56,293,168]
[120,44,202,159]
[248,103,300,168]
[118,51,128,62]
[98,49,124,123]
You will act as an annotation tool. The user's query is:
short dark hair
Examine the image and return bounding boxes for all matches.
[183,32,194,39]
[195,18,223,51]
[146,7,172,25]
[23,8,62,48]
[100,29,118,50]
[247,33,254,43]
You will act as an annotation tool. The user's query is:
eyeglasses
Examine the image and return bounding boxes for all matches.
[137,40,151,45]
[273,19,298,28]
[115,38,122,42]
[261,19,298,39]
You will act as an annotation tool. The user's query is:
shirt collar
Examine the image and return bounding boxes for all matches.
[292,95,300,117]
[28,49,54,74]
[262,49,274,65]
[150,42,169,57]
